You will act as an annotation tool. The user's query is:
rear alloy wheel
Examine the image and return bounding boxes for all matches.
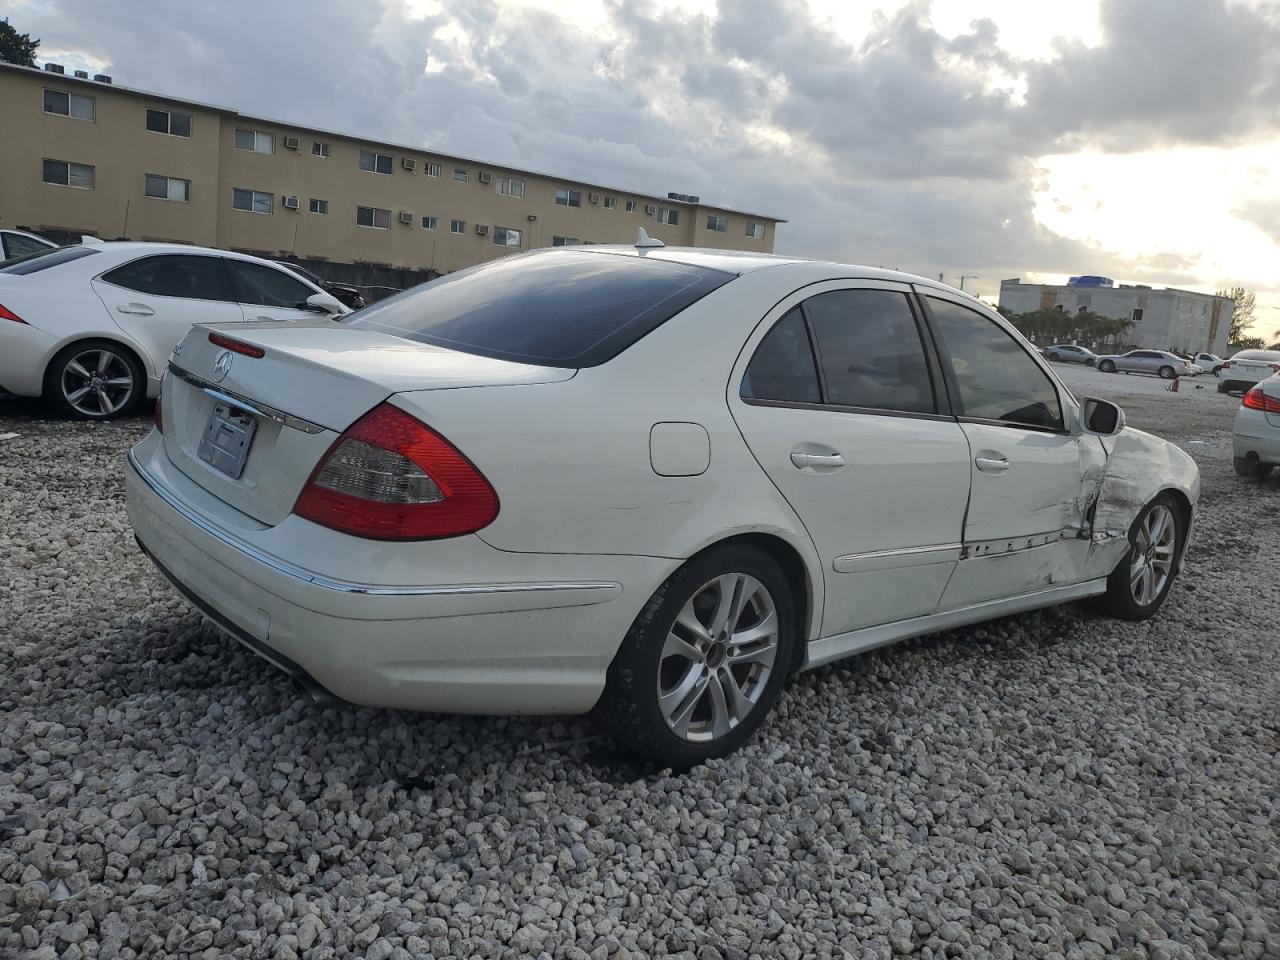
[1158,365,1176,379]
[603,546,796,767]
[1101,494,1183,621]
[1048,352,1061,362]
[45,340,143,420]
[1234,456,1274,480]
[1099,360,1116,373]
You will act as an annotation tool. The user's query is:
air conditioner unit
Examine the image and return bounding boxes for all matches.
[644,204,657,216]
[44,63,65,74]
[283,136,300,150]
[526,214,538,222]
[94,74,113,84]
[588,193,600,204]
[478,171,492,184]
[399,211,413,224]
[74,70,89,79]
[401,157,417,171]
[475,224,489,236]
[282,196,299,210]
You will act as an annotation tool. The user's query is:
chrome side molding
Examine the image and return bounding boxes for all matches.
[167,362,326,435]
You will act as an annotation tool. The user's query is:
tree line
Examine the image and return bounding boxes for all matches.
[995,306,1136,350]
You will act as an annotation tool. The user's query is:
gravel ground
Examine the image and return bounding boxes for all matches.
[2,376,1278,960]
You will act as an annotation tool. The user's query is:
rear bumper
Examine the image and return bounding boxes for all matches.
[125,433,668,714]
[1234,408,1280,465]
[0,322,57,397]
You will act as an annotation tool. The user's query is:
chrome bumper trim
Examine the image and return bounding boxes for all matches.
[167,361,326,434]
[128,450,621,598]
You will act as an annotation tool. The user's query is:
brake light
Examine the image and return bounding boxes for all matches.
[1220,361,1233,369]
[1242,388,1280,414]
[0,302,25,324]
[208,332,265,358]
[294,403,499,540]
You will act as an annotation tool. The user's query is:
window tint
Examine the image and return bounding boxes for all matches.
[346,249,733,367]
[927,297,1063,430]
[805,290,934,413]
[228,261,314,308]
[4,234,53,258]
[741,308,820,403]
[102,255,232,301]
[0,246,99,274]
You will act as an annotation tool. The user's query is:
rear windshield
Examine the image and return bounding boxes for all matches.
[0,246,100,275]
[345,249,734,367]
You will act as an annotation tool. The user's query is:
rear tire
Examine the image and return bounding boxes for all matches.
[1158,365,1176,380]
[1100,494,1183,622]
[1048,352,1061,362]
[1234,456,1274,480]
[602,545,797,768]
[43,339,144,421]
[1099,360,1116,373]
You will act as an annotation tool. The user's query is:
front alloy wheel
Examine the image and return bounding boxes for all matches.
[1100,360,1116,373]
[603,545,796,767]
[1101,494,1183,620]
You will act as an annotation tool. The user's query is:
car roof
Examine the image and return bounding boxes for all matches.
[77,241,274,263]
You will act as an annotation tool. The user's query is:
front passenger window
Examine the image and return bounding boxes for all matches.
[927,297,1063,430]
[229,260,315,309]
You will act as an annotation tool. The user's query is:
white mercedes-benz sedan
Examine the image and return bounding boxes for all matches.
[0,242,348,419]
[125,244,1200,765]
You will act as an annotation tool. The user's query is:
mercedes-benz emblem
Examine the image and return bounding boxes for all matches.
[212,350,233,382]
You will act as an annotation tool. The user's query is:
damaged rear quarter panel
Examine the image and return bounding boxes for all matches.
[1087,427,1200,576]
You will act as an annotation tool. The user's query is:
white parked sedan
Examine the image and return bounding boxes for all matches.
[1217,349,1280,395]
[125,245,1200,765]
[0,242,348,419]
[1232,375,1280,479]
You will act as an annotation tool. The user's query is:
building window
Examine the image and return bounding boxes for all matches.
[309,198,328,214]
[359,150,393,175]
[603,197,617,209]
[421,215,437,230]
[706,214,727,232]
[356,206,391,229]
[453,167,468,182]
[746,222,766,239]
[145,108,191,137]
[234,128,274,154]
[498,177,525,198]
[552,236,580,246]
[556,188,582,208]
[493,226,521,246]
[656,207,679,225]
[43,88,94,121]
[42,159,95,189]
[449,219,466,235]
[232,188,273,214]
[424,162,441,177]
[144,174,191,202]
[626,200,637,213]
[312,141,331,158]
[1132,308,1144,323]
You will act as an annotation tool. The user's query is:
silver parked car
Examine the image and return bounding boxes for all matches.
[1095,349,1197,379]
[1044,343,1098,365]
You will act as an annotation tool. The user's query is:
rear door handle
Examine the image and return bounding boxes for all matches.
[975,455,1010,474]
[791,451,845,470]
[116,302,155,316]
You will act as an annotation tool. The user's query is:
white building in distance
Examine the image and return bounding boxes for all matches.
[998,278,1233,356]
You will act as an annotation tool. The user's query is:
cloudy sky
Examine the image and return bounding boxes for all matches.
[7,0,1280,335]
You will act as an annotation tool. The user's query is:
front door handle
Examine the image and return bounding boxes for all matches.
[975,455,1010,474]
[116,302,155,316]
[791,451,845,470]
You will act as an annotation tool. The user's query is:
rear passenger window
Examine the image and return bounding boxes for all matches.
[804,290,935,413]
[102,255,233,301]
[741,308,820,403]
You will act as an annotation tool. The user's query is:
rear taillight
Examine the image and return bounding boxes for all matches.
[294,403,499,540]
[208,332,265,358]
[1270,363,1280,373]
[0,302,25,324]
[1221,361,1233,369]
[1242,388,1280,414]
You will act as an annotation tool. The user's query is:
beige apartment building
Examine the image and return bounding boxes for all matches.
[0,62,783,278]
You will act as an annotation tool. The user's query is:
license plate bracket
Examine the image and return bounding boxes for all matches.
[197,402,257,479]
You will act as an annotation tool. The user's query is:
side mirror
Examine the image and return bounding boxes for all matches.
[1082,397,1125,436]
[304,292,347,317]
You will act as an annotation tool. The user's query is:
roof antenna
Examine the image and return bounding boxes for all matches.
[635,227,665,249]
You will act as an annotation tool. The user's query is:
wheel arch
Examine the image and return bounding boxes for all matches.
[44,335,153,398]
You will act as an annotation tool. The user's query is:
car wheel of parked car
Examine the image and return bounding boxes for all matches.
[1212,365,1223,375]
[1048,352,1061,362]
[1233,456,1274,480]
[1158,365,1176,379]
[1099,360,1117,373]
[602,544,797,767]
[44,340,144,421]
[1101,494,1183,621]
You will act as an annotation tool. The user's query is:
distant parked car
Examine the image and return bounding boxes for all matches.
[1194,352,1225,375]
[0,242,348,419]
[274,261,366,310]
[1095,349,1197,379]
[1217,350,1280,395]
[1232,374,1280,479]
[0,228,56,261]
[1044,344,1098,365]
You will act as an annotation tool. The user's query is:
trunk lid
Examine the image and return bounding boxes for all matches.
[162,320,574,525]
